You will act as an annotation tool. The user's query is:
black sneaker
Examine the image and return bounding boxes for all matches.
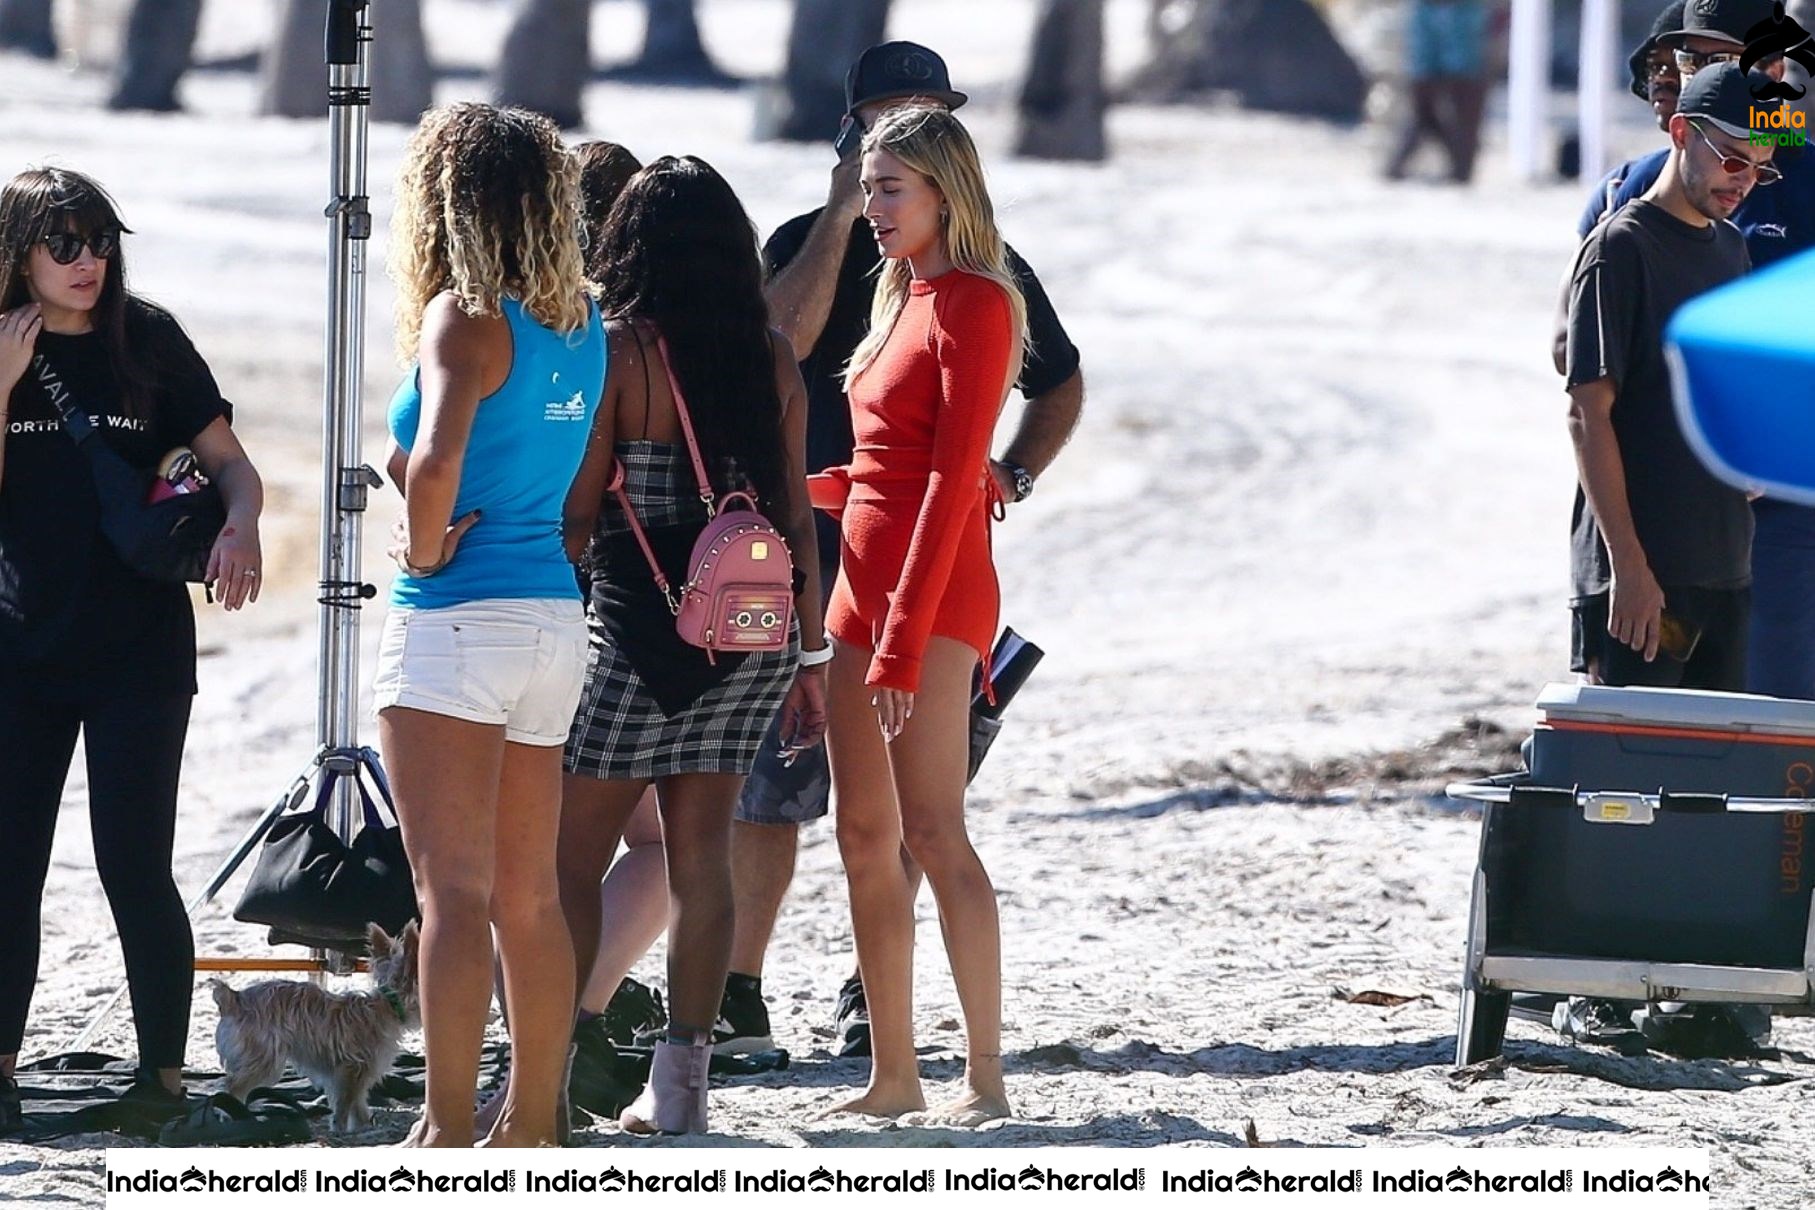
[600,977,666,1048]
[0,1072,21,1135]
[713,974,774,1056]
[834,974,871,1058]
[568,1016,639,1119]
[1635,1003,1772,1060]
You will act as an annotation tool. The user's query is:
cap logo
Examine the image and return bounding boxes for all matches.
[888,48,937,83]
[1741,2,1815,99]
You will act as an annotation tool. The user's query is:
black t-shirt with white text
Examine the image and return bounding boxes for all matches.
[0,298,229,695]
[1565,199,1752,601]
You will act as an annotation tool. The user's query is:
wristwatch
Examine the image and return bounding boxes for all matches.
[999,459,1035,503]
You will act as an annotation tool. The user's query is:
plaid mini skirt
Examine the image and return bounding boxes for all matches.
[563,613,797,780]
[563,441,797,780]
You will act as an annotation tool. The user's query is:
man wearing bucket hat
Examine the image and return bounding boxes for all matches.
[691,42,1082,1058]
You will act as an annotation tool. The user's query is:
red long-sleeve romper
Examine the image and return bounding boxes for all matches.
[825,270,1015,694]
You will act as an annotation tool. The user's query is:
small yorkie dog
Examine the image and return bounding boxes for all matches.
[211,921,421,1133]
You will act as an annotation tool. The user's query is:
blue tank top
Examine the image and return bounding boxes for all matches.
[387,296,605,609]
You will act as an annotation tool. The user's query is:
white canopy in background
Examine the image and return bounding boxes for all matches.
[1508,0,1619,183]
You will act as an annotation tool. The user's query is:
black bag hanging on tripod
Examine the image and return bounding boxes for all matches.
[233,774,419,951]
[31,353,224,584]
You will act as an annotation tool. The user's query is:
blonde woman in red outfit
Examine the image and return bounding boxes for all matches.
[819,105,1026,1125]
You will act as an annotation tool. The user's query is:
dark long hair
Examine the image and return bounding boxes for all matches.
[591,157,787,513]
[574,140,642,269]
[0,168,149,415]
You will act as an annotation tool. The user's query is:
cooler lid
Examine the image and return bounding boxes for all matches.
[1536,682,1815,739]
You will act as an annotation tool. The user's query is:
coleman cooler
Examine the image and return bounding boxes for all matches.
[1448,683,1815,1066]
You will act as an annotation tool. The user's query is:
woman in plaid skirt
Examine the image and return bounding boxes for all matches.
[557,157,829,1135]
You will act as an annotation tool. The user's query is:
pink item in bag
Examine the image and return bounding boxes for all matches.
[611,332,795,661]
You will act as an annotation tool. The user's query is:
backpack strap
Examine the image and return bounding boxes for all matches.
[607,456,680,615]
[650,331,717,516]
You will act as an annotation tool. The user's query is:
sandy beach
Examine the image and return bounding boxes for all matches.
[4,2,1814,1205]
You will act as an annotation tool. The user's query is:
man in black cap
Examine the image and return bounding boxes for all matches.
[704,42,1083,1056]
[1566,60,1771,695]
[1586,2,1815,706]
[1558,63,1777,1052]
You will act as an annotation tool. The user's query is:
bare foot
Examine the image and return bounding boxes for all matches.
[815,1082,926,1121]
[477,1128,560,1148]
[400,1118,472,1147]
[903,1087,1011,1128]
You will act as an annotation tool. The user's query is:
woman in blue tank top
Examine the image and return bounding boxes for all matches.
[372,103,603,1149]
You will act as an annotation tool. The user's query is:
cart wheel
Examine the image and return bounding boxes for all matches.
[1455,986,1510,1067]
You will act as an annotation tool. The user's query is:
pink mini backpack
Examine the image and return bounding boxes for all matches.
[610,332,795,661]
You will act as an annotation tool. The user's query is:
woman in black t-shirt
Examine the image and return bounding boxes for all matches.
[0,168,266,1125]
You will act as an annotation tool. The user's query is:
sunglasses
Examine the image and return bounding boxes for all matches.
[41,228,120,265]
[1673,47,1751,74]
[1645,57,1681,82]
[1690,122,1783,185]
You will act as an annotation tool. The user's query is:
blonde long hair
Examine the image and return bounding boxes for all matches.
[389,103,591,361]
[844,106,1027,389]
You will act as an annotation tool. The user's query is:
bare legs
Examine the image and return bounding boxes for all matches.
[577,793,668,1013]
[480,741,577,1146]
[558,775,651,1007]
[727,819,799,979]
[384,708,575,1147]
[825,637,1008,1122]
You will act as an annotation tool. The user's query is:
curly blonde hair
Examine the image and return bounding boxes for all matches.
[389,102,591,361]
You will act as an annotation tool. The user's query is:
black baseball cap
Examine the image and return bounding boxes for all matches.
[1673,0,1776,45]
[843,42,968,117]
[1677,59,1776,135]
[1629,1,1688,98]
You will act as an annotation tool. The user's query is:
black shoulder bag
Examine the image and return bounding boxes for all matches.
[31,353,225,583]
[233,760,420,952]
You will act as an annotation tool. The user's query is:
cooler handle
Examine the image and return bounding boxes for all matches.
[1446,781,1815,814]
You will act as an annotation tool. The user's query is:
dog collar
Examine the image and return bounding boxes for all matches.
[380,986,408,1023]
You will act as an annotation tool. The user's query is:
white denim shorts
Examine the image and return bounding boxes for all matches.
[372,598,587,747]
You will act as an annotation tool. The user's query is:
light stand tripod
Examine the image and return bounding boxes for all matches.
[66,0,385,1051]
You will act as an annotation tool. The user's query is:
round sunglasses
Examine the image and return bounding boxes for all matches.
[41,228,120,265]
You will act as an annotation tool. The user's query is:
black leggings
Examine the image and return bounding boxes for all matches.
[0,673,195,1068]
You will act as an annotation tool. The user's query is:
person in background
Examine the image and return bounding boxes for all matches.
[377,103,604,1148]
[0,167,265,1129]
[1384,0,1490,184]
[726,40,1084,1061]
